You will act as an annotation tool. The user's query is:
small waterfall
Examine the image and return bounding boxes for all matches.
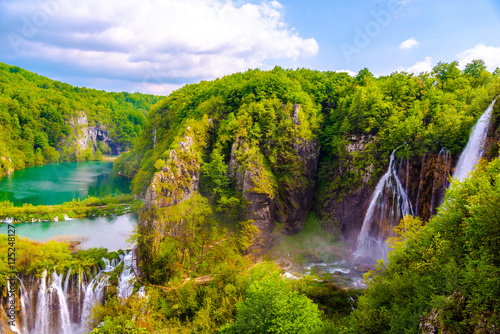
[453,99,496,181]
[354,147,413,260]
[35,270,49,334]
[80,272,109,330]
[18,277,29,334]
[50,272,73,334]
[63,268,71,297]
[117,252,135,300]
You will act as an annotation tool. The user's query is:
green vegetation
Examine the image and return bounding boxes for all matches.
[3,60,500,333]
[0,194,142,222]
[0,62,162,176]
[108,60,500,333]
[0,235,117,280]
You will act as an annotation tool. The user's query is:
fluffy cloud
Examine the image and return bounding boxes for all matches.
[2,0,318,93]
[457,44,500,71]
[336,69,357,77]
[398,56,433,74]
[399,37,419,50]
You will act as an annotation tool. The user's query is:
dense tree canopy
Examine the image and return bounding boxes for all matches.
[0,62,162,175]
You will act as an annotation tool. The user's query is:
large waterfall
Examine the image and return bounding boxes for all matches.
[354,148,413,261]
[6,251,139,334]
[453,99,497,181]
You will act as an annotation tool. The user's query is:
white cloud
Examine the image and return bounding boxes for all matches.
[399,37,419,50]
[4,0,318,91]
[336,69,356,77]
[398,56,433,74]
[457,44,500,71]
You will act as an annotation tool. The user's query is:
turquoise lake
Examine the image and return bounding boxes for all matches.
[0,161,130,206]
[0,161,137,250]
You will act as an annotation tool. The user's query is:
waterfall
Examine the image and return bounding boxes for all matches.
[18,277,29,334]
[50,272,73,334]
[4,252,142,334]
[453,99,496,181]
[63,268,71,297]
[117,252,135,300]
[354,147,413,261]
[35,270,49,334]
[80,271,109,330]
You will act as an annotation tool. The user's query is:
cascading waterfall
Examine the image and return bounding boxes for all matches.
[17,277,29,334]
[354,147,413,261]
[4,251,141,334]
[79,258,119,330]
[453,99,496,181]
[34,270,49,334]
[117,252,135,300]
[50,272,73,334]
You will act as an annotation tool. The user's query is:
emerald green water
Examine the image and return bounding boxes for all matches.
[0,161,130,206]
[0,161,137,250]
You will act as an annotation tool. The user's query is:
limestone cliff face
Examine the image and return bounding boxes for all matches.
[317,135,375,242]
[144,130,200,210]
[275,138,320,235]
[70,111,122,155]
[228,105,320,247]
[0,156,14,177]
[228,138,277,245]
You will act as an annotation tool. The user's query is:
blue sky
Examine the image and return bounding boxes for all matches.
[1,0,499,95]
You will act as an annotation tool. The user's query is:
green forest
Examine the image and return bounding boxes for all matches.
[0,62,163,176]
[1,60,500,333]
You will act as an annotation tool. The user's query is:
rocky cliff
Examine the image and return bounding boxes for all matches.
[144,127,200,210]
[71,111,123,155]
[226,105,320,248]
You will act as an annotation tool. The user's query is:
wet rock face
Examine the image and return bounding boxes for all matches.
[145,133,199,210]
[228,138,277,244]
[228,134,320,247]
[397,151,455,222]
[327,185,374,243]
[275,139,320,235]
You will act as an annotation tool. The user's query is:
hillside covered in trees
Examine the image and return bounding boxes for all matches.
[2,60,500,333]
[108,60,500,332]
[0,62,163,176]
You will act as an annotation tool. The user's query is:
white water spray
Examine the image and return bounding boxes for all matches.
[453,99,496,181]
[354,147,413,260]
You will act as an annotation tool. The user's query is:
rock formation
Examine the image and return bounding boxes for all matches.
[144,128,200,210]
[71,111,123,155]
